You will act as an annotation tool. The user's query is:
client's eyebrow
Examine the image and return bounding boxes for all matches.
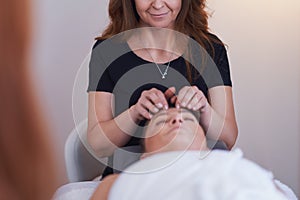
[152,111,167,120]
[152,109,191,120]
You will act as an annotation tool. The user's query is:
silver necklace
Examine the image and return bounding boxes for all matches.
[144,48,173,79]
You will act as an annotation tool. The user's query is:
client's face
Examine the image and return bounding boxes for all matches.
[144,108,207,154]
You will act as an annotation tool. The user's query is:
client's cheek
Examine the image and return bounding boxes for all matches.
[147,124,166,137]
[144,135,167,153]
[144,138,159,153]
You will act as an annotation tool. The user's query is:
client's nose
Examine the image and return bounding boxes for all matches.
[170,114,183,125]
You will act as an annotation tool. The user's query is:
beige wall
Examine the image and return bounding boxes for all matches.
[208,0,300,196]
[32,0,299,196]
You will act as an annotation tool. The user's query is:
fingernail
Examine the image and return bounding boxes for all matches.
[164,105,168,110]
[187,105,192,109]
[149,114,153,119]
[156,103,163,108]
[193,107,197,111]
[181,102,186,107]
[153,107,159,113]
[176,104,180,109]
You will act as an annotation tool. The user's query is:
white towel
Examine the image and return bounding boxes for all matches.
[52,181,100,200]
[109,149,295,200]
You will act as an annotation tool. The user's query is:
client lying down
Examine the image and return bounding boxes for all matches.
[91,108,295,200]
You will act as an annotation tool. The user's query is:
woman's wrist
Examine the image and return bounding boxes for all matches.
[199,102,212,132]
[129,105,141,123]
[113,107,140,137]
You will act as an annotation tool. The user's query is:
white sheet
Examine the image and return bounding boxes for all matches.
[52,181,100,200]
[109,149,296,200]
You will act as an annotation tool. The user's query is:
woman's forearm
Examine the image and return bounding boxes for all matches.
[90,174,119,200]
[200,106,238,150]
[87,107,140,157]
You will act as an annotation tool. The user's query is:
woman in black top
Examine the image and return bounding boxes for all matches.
[87,0,238,176]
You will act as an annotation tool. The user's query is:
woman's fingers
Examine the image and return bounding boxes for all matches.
[176,86,209,112]
[134,103,152,120]
[187,93,200,110]
[153,89,168,110]
[146,88,169,110]
[175,86,187,108]
[147,91,162,108]
[164,86,176,107]
[170,95,177,104]
[142,99,159,114]
[164,87,176,100]
[190,96,206,111]
[136,86,209,120]
[136,88,170,120]
[176,86,197,108]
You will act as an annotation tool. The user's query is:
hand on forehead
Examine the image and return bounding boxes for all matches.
[150,108,198,122]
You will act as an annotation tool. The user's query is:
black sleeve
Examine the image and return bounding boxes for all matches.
[213,42,232,87]
[87,40,114,93]
[202,35,232,89]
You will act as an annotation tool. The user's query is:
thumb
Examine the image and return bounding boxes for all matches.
[164,86,176,99]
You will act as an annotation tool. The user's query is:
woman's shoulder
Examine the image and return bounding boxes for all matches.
[92,39,105,50]
[207,32,226,50]
[202,32,228,59]
[207,32,222,42]
[92,38,128,52]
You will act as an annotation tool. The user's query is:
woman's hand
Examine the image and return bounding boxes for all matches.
[176,86,209,113]
[130,87,176,120]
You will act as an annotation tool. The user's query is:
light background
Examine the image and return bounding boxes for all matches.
[31,0,299,196]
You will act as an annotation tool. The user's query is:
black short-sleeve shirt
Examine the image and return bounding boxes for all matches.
[87,33,232,177]
[88,34,232,96]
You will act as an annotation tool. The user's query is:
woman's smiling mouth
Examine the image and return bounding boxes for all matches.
[149,11,170,18]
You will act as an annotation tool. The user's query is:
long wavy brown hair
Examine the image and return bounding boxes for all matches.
[0,0,58,199]
[98,0,220,82]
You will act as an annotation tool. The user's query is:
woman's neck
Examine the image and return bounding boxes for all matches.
[139,27,176,52]
[127,27,188,63]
